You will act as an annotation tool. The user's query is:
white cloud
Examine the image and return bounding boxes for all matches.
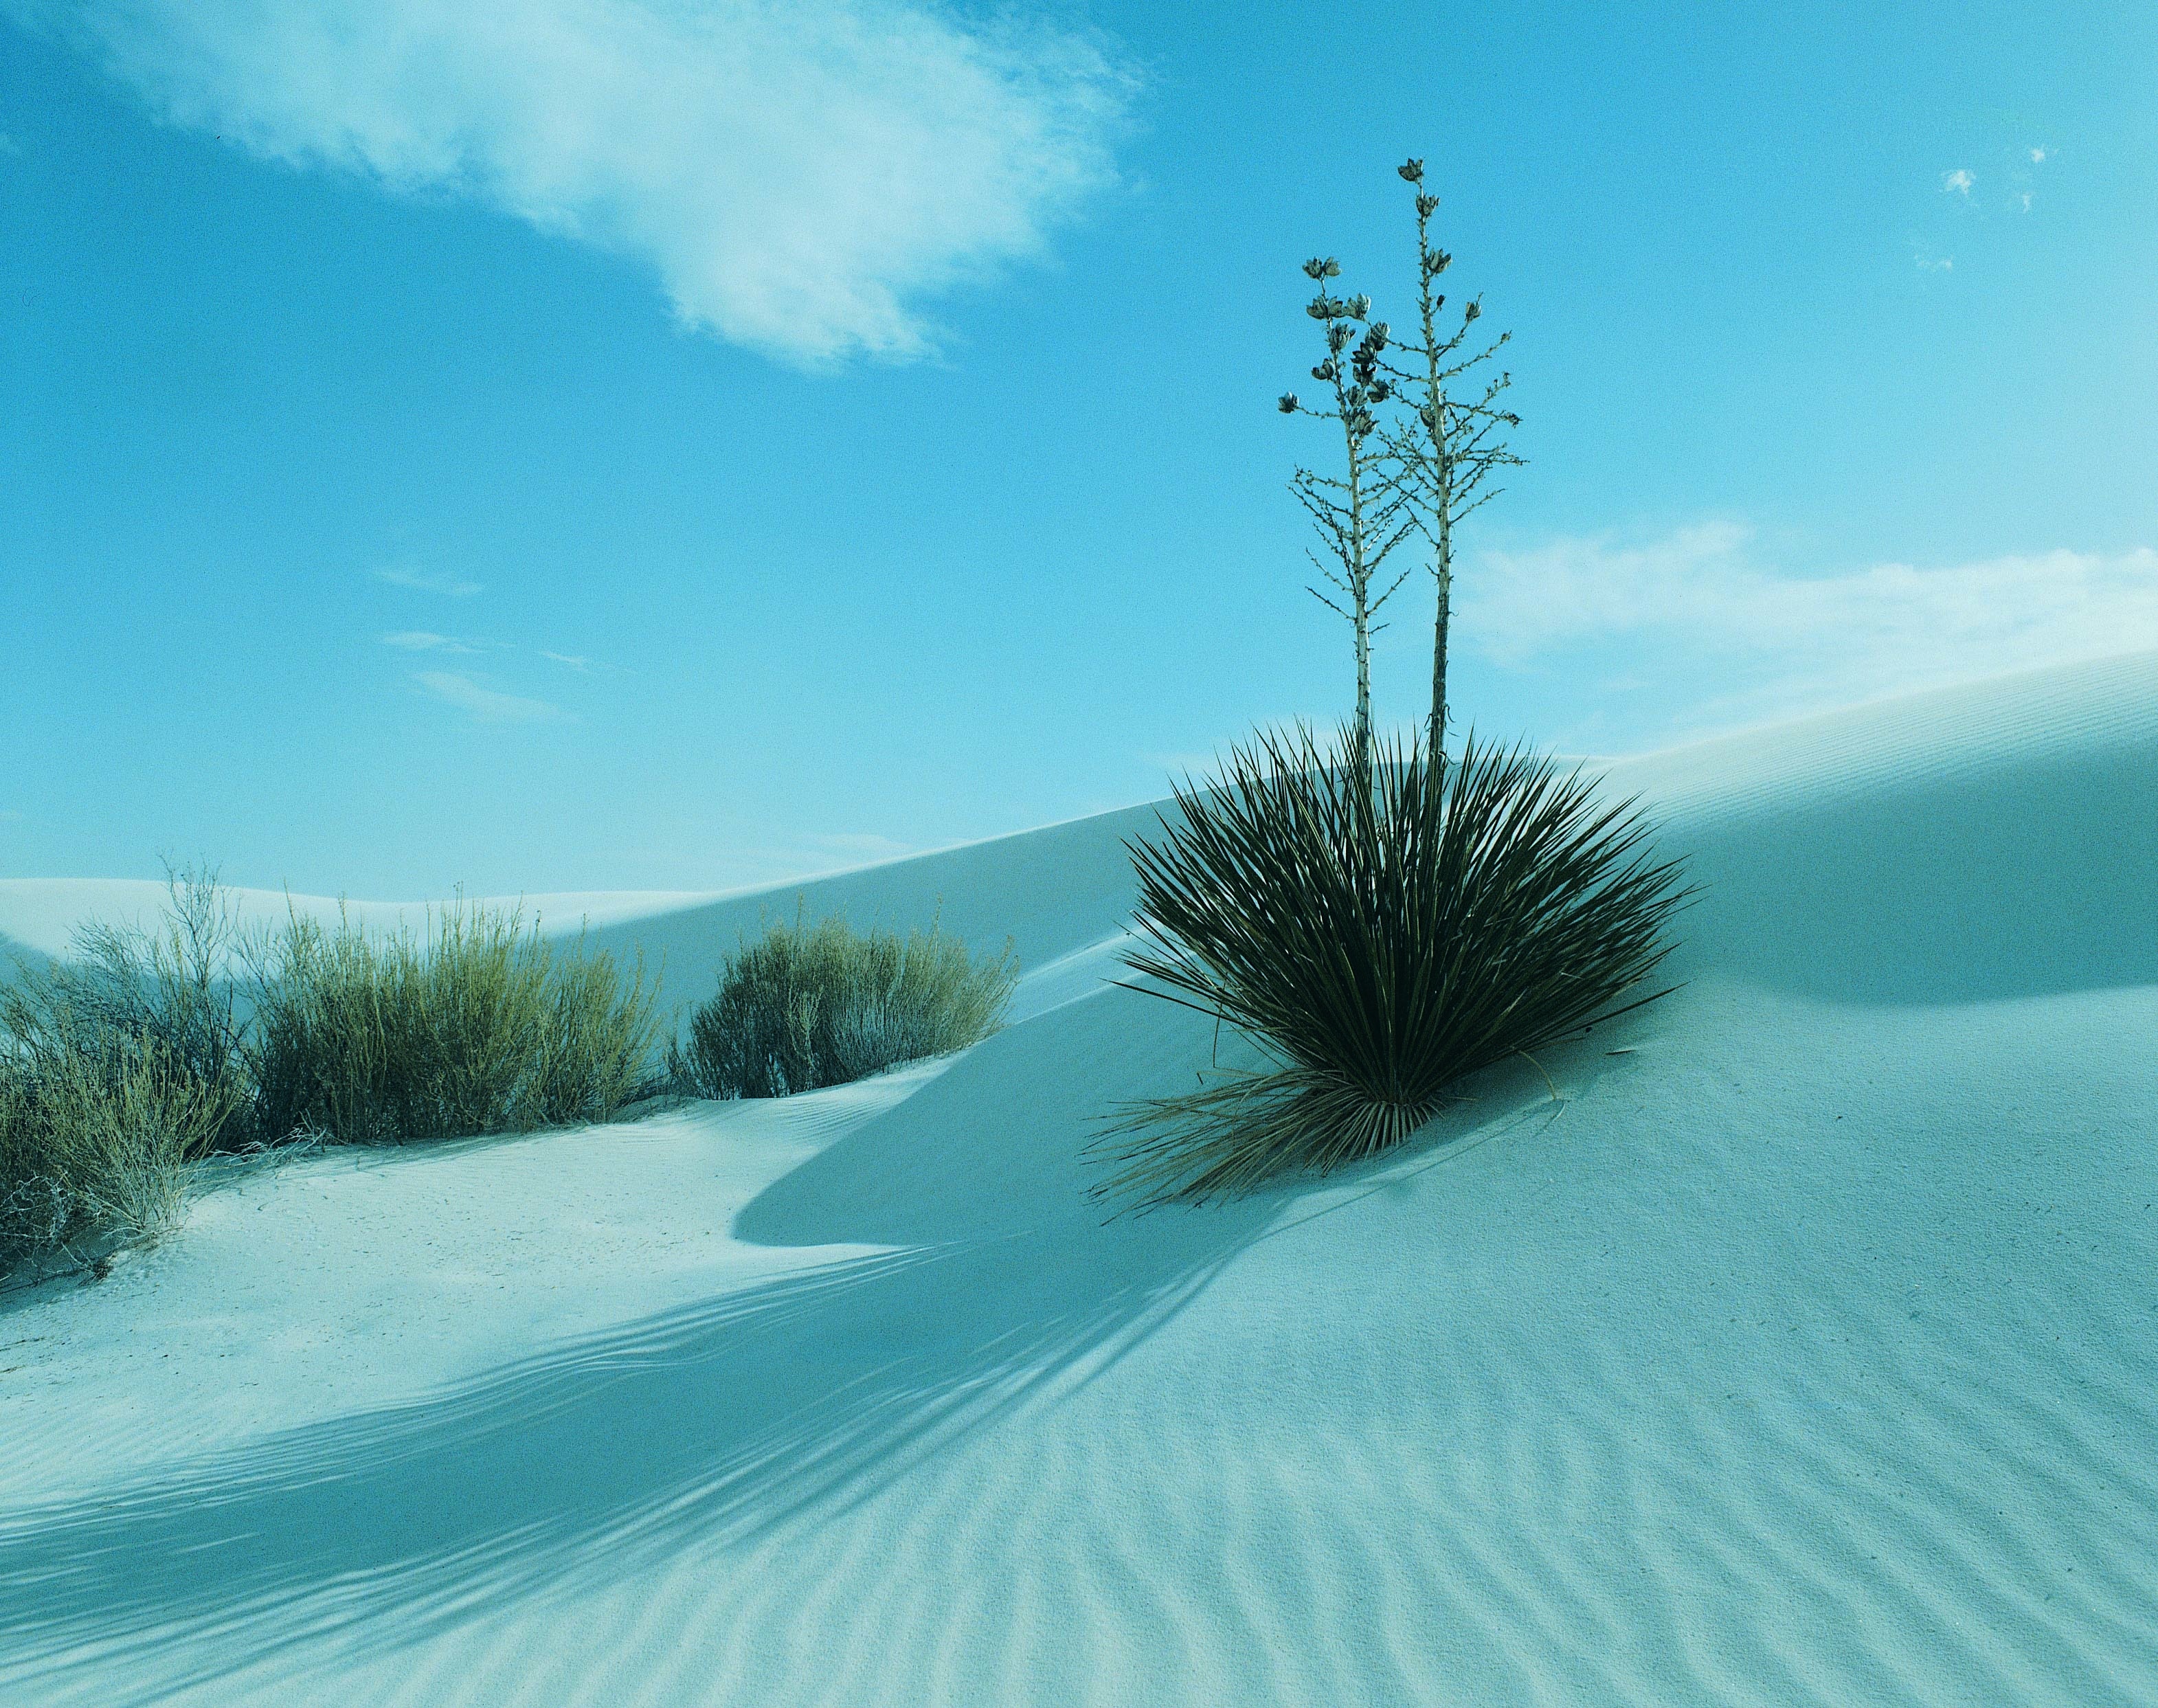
[1942,168,1975,196]
[1913,249,1953,272]
[413,670,563,723]
[381,629,480,652]
[15,0,1132,364]
[374,564,483,597]
[539,650,591,671]
[2030,146,2047,164]
[1463,521,2158,723]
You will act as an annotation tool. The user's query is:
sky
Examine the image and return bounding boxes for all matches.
[3,0,2155,897]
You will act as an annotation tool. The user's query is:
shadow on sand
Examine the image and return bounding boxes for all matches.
[0,985,1283,1702]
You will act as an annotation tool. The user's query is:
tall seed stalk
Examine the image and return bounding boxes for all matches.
[1278,258,1412,778]
[1384,159,1522,754]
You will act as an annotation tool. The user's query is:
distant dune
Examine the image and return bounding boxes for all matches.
[4,652,2156,1707]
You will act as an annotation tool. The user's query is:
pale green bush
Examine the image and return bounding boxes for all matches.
[1,1035,236,1264]
[1,879,666,1267]
[673,910,1015,1099]
[249,902,662,1145]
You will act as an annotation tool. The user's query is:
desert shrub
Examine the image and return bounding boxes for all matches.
[249,902,662,1145]
[0,879,665,1266]
[0,865,255,1152]
[0,1035,237,1264]
[673,909,1016,1098]
[1095,726,1691,1206]
[0,868,254,1264]
[0,1059,67,1266]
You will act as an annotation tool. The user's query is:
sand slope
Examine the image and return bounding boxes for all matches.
[3,653,2156,1706]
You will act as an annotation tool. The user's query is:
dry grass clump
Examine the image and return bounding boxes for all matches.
[0,1037,236,1264]
[1095,727,1691,1206]
[1,868,251,1266]
[1,868,254,1152]
[672,908,1015,1099]
[1,873,664,1267]
[251,903,662,1146]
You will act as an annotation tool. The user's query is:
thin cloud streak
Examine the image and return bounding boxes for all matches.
[381,631,480,653]
[374,565,483,598]
[14,0,1134,364]
[412,671,564,725]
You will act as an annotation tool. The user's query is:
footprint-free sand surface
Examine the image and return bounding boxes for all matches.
[4,653,2156,1706]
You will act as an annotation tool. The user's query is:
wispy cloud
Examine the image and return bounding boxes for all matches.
[374,564,482,598]
[2030,146,2048,164]
[14,0,1134,365]
[1463,521,2158,726]
[412,671,564,724]
[1942,168,1975,197]
[1913,246,1954,272]
[539,651,591,672]
[381,630,480,653]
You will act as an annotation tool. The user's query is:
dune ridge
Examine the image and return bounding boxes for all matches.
[3,653,2156,1706]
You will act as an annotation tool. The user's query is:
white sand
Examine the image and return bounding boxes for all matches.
[3,653,2155,1707]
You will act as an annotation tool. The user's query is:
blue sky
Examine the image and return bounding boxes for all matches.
[3,0,2154,896]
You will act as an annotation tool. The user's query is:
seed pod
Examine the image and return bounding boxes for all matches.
[1416,193,1439,218]
[1303,257,1332,280]
[1279,393,1299,414]
[1348,293,1371,319]
[1398,158,1424,183]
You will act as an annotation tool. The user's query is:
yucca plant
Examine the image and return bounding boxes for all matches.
[1277,258,1413,778]
[1095,726,1691,1206]
[1382,157,1522,753]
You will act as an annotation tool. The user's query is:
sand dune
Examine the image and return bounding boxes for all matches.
[3,653,2156,1706]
